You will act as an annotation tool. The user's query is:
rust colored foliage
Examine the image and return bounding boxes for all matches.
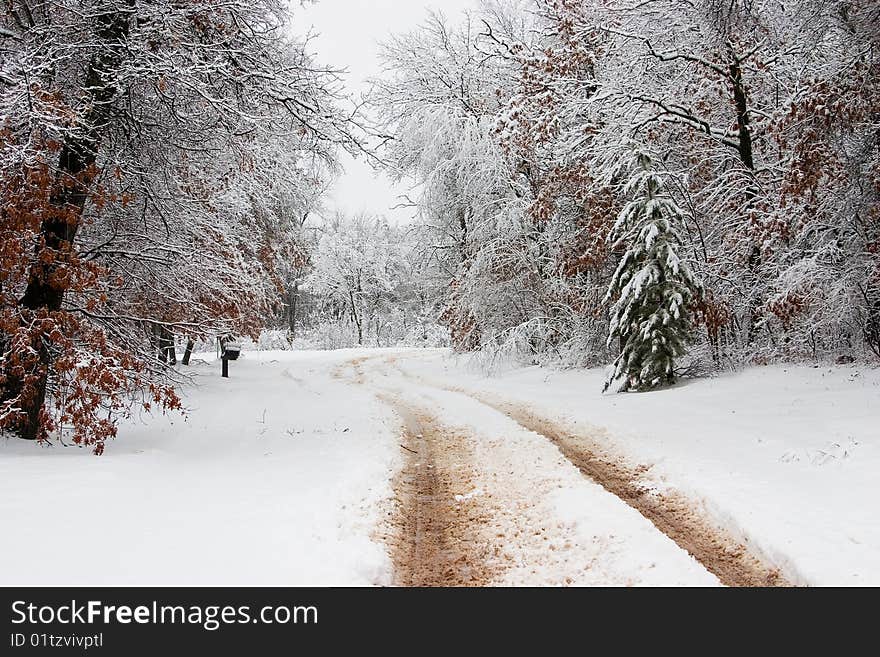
[494,0,613,282]
[1,138,182,454]
[539,166,615,278]
[439,279,481,352]
[766,292,809,331]
[695,292,732,346]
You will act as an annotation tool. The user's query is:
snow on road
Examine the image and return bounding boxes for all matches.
[356,359,718,586]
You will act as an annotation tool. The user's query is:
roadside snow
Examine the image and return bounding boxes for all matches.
[394,351,880,586]
[0,350,400,586]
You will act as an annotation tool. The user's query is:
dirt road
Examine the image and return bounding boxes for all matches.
[338,355,790,587]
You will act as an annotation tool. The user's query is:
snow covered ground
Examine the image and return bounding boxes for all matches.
[391,351,880,586]
[1,347,877,586]
[0,351,401,586]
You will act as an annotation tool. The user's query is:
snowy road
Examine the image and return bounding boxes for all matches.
[338,355,782,586]
[2,348,877,586]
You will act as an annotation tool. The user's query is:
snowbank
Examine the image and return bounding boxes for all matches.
[0,350,400,586]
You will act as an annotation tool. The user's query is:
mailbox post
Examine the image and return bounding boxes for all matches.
[218,337,242,378]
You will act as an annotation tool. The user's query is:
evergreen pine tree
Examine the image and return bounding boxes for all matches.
[604,150,703,392]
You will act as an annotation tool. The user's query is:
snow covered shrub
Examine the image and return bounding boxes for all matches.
[469,317,557,373]
[396,321,450,349]
[604,150,704,392]
[238,330,296,352]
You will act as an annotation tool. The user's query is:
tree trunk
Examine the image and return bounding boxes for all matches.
[349,290,363,346]
[729,61,755,173]
[728,57,763,345]
[182,338,195,366]
[864,288,880,358]
[289,280,299,337]
[4,4,134,440]
[158,326,176,365]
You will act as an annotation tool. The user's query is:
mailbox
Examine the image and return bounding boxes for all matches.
[218,336,241,378]
[222,342,242,361]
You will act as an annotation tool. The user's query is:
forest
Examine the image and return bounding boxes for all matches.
[1,0,878,452]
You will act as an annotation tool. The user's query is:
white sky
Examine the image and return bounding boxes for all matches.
[291,0,477,224]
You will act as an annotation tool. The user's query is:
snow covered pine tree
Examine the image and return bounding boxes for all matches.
[604,150,703,392]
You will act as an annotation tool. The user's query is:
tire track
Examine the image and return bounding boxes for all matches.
[337,359,501,586]
[471,398,787,586]
[379,397,501,587]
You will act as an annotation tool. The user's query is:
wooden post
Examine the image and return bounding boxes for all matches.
[222,356,229,378]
